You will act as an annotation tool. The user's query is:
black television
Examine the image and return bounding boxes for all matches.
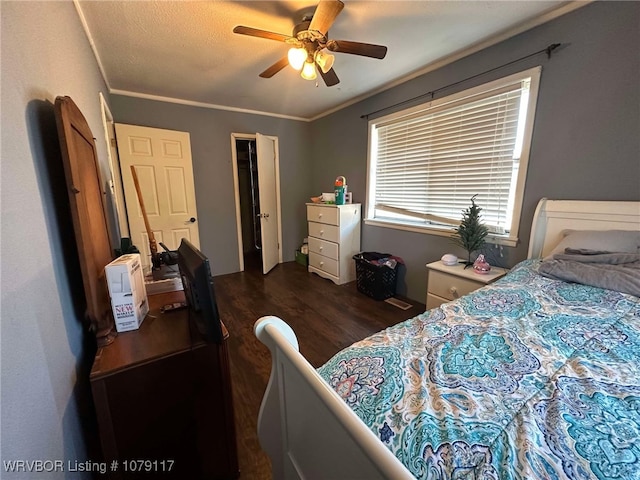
[177,239,223,343]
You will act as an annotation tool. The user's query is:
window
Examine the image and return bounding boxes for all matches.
[366,67,541,246]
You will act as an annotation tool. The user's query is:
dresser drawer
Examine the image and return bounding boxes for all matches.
[307,205,339,226]
[308,222,340,243]
[426,293,447,310]
[428,270,481,301]
[308,252,339,277]
[308,237,339,261]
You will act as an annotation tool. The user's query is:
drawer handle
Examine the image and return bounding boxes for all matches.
[320,261,324,266]
[318,213,323,219]
[449,287,459,298]
[319,246,323,251]
[320,230,324,236]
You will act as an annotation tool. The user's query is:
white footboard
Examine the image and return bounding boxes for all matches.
[254,316,414,480]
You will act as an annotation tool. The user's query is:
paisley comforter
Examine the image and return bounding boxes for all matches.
[318,260,640,480]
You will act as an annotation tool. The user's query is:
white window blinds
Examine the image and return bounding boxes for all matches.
[368,68,540,240]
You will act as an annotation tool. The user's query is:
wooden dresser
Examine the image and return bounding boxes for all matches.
[90,291,239,479]
[306,203,361,285]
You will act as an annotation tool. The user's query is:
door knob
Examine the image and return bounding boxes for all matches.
[256,213,270,218]
[189,217,196,223]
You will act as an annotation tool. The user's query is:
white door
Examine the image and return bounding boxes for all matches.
[115,123,200,272]
[256,133,279,274]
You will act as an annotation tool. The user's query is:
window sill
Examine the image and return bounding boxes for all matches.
[364,218,519,247]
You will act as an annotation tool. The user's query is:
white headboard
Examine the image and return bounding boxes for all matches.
[527,198,640,259]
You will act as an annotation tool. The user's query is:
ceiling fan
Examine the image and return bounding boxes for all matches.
[233,0,387,87]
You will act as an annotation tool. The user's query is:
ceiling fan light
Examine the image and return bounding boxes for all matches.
[315,50,335,74]
[288,47,306,71]
[301,61,317,80]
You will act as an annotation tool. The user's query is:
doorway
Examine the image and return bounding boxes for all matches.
[231,133,283,274]
[235,139,262,270]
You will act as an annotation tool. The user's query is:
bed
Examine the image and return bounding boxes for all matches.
[254,198,640,479]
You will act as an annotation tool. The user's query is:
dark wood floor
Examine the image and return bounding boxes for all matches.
[214,260,426,479]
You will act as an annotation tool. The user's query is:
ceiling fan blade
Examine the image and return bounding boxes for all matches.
[327,40,387,59]
[309,0,344,36]
[233,25,290,42]
[319,67,340,87]
[259,56,290,78]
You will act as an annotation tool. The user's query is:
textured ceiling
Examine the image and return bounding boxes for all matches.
[76,0,579,120]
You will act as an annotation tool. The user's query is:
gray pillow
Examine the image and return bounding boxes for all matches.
[545,229,640,260]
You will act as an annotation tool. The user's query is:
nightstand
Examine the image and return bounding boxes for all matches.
[426,261,508,309]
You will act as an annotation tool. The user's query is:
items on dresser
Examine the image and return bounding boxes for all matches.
[306,203,361,285]
[177,239,224,344]
[440,253,458,266]
[334,176,347,205]
[425,260,507,309]
[105,254,148,333]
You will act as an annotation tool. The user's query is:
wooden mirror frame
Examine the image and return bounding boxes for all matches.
[54,96,117,346]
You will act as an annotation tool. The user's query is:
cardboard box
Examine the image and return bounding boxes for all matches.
[105,254,149,332]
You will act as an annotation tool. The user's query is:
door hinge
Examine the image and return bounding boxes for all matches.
[110,138,117,148]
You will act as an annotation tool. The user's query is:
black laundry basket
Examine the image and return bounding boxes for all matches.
[353,252,399,301]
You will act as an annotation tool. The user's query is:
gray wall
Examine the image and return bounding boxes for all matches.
[1,1,111,476]
[109,96,312,275]
[310,1,640,302]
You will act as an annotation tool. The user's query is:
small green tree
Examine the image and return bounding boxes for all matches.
[451,195,488,267]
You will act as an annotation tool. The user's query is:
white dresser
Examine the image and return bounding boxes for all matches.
[306,203,361,285]
[426,261,508,309]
